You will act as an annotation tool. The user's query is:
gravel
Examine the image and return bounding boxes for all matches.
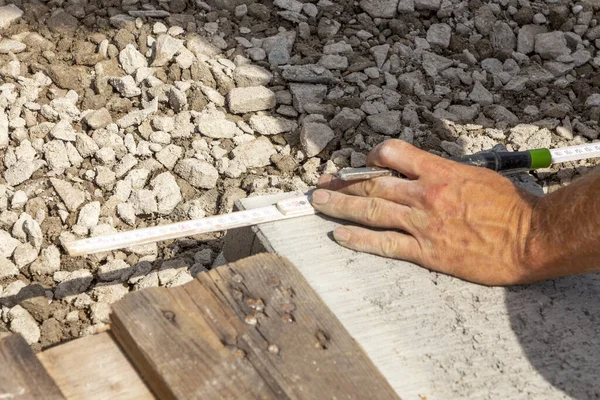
[0,0,599,352]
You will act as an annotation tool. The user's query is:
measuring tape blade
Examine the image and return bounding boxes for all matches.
[64,195,316,257]
[550,142,600,164]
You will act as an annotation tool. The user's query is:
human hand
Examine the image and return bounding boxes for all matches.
[310,140,543,285]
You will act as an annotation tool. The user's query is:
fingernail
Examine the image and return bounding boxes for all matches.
[311,190,330,205]
[317,174,332,187]
[333,227,351,242]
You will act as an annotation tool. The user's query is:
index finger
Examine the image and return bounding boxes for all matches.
[367,140,442,179]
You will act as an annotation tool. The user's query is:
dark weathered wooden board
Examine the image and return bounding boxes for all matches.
[0,333,65,399]
[111,253,399,400]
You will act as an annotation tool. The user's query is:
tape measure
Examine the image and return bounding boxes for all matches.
[550,142,600,163]
[64,195,315,256]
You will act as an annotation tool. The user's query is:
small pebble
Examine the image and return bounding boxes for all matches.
[245,315,258,325]
[281,312,294,323]
[268,344,280,354]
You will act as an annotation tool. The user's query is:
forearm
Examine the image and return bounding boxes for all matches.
[525,168,600,281]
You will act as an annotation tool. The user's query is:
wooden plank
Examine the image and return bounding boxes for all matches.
[37,332,154,400]
[110,253,398,400]
[0,333,65,399]
[223,192,600,400]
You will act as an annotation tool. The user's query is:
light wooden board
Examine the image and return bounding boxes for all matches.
[223,191,600,400]
[37,332,155,400]
[0,333,65,399]
[110,253,398,400]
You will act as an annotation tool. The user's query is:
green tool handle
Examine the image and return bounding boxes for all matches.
[451,148,552,174]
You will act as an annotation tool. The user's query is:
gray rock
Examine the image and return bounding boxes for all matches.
[491,21,516,52]
[119,44,148,74]
[50,179,86,211]
[370,44,390,69]
[535,31,570,60]
[330,108,363,131]
[0,112,8,149]
[196,104,242,138]
[422,52,453,77]
[0,4,23,29]
[233,64,273,87]
[0,39,26,54]
[76,133,100,157]
[114,154,139,178]
[264,35,290,65]
[572,49,592,67]
[187,35,220,58]
[508,125,552,151]
[231,136,276,168]
[83,108,112,130]
[117,203,136,225]
[274,0,303,12]
[300,122,335,157]
[152,116,175,132]
[281,64,336,84]
[323,42,353,55]
[155,144,183,170]
[289,84,328,113]
[4,159,44,187]
[129,189,158,215]
[317,18,341,39]
[23,219,43,250]
[13,243,38,268]
[109,75,141,97]
[397,0,414,13]
[9,305,40,345]
[29,246,61,276]
[0,230,19,260]
[76,202,101,229]
[427,24,452,48]
[318,55,349,70]
[174,159,219,189]
[95,166,117,191]
[249,115,298,135]
[469,82,494,106]
[359,0,398,18]
[151,172,182,215]
[367,111,402,136]
[44,141,71,171]
[414,0,441,11]
[517,25,547,54]
[585,94,600,108]
[0,257,18,279]
[152,34,184,67]
[544,61,574,78]
[484,105,519,126]
[90,302,111,324]
[50,120,77,142]
[228,86,276,114]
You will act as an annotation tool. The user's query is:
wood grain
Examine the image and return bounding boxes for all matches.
[37,332,154,400]
[110,253,398,400]
[0,333,65,399]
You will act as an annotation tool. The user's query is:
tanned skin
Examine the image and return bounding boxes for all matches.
[309,139,600,286]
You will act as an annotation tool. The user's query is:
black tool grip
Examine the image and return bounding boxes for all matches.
[451,151,532,174]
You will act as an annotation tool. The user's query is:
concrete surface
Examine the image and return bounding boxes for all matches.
[223,191,600,400]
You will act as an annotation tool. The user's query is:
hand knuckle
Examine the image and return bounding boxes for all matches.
[364,199,382,225]
[379,235,397,258]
